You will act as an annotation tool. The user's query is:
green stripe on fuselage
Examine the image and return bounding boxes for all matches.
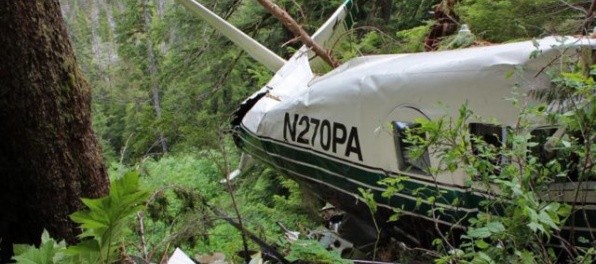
[235,126,482,222]
[233,124,596,238]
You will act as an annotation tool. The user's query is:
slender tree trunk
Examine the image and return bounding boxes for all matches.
[0,1,110,262]
[143,0,168,154]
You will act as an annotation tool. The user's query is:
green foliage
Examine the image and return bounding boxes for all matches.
[66,171,149,263]
[413,104,575,263]
[220,165,317,257]
[358,0,439,32]
[12,172,149,264]
[438,29,476,50]
[12,231,67,264]
[287,239,353,264]
[403,47,596,262]
[132,154,225,259]
[113,153,317,262]
[60,0,596,263]
[394,25,431,53]
[379,176,408,222]
[458,0,585,42]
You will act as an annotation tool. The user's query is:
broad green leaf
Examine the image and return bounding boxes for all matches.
[477,251,495,264]
[12,231,65,264]
[475,239,490,249]
[528,222,545,234]
[485,221,505,233]
[467,227,491,239]
[538,210,558,230]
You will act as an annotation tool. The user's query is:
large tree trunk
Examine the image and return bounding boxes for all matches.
[0,1,110,262]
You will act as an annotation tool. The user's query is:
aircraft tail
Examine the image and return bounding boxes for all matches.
[306,0,358,72]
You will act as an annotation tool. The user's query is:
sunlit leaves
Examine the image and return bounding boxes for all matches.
[12,230,67,264]
[11,172,149,264]
[286,239,353,264]
[67,171,149,263]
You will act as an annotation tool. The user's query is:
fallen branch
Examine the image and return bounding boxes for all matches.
[256,0,339,68]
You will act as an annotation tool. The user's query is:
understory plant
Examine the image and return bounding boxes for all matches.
[401,51,596,263]
[12,171,149,264]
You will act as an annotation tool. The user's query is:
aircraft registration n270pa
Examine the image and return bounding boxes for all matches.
[177,0,596,248]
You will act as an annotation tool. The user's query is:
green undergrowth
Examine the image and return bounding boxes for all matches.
[113,152,318,262]
[12,152,318,263]
[12,172,149,264]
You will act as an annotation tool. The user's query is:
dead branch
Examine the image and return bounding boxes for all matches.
[137,212,148,260]
[255,0,339,68]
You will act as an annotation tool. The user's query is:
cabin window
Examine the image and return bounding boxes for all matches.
[469,123,507,176]
[529,126,558,175]
[529,126,558,159]
[392,122,431,175]
[529,126,579,182]
[470,124,582,181]
[470,123,506,150]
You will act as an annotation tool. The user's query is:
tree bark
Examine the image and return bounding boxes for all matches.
[0,1,110,262]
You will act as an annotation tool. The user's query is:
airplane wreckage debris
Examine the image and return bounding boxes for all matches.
[176,0,596,262]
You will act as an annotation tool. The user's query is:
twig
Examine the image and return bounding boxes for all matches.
[120,133,135,165]
[137,212,148,260]
[218,131,252,263]
[558,0,588,14]
[159,243,171,264]
[290,0,307,24]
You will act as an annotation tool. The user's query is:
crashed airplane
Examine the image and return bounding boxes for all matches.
[177,0,596,254]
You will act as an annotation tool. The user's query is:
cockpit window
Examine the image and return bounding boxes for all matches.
[392,122,431,176]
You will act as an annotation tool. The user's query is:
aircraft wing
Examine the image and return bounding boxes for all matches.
[176,0,358,73]
[176,0,286,72]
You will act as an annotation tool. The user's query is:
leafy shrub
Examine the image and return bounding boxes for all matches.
[287,239,353,264]
[458,0,585,42]
[12,171,149,264]
[402,47,596,262]
[108,153,318,262]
